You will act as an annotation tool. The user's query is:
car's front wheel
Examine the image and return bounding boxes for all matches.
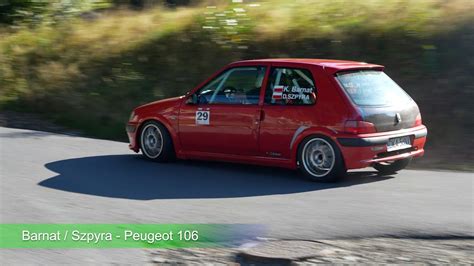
[298,136,346,182]
[373,158,411,174]
[139,121,174,162]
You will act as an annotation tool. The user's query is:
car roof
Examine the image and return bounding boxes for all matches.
[230,58,384,74]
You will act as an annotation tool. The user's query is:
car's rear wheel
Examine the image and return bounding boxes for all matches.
[298,136,346,182]
[139,121,174,162]
[373,158,411,174]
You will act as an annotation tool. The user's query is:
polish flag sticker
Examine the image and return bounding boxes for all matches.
[272,86,284,100]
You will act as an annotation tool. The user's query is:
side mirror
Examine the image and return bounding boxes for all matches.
[186,94,198,105]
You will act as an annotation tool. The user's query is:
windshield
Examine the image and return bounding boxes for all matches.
[336,70,412,106]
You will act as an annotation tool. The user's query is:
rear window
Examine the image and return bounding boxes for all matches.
[336,70,412,106]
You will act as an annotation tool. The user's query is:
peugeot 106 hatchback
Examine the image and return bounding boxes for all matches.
[126,59,427,182]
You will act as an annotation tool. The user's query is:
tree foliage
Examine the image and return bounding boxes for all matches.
[0,0,111,25]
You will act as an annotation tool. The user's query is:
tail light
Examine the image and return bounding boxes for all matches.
[344,120,377,134]
[414,113,422,127]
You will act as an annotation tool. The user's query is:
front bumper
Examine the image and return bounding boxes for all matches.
[126,122,139,152]
[337,126,427,169]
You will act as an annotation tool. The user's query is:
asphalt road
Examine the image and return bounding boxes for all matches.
[0,127,473,264]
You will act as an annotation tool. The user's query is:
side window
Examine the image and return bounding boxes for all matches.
[196,66,266,105]
[264,67,316,105]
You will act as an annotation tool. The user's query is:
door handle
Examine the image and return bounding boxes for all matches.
[255,110,265,125]
[258,109,265,122]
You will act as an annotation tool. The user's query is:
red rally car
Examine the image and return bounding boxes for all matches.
[126,59,427,182]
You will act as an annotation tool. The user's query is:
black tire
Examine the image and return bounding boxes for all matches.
[139,120,174,162]
[373,158,411,174]
[297,135,346,182]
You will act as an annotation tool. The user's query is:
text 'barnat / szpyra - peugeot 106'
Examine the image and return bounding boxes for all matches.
[126,59,427,182]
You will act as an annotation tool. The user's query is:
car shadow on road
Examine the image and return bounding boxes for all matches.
[39,155,394,200]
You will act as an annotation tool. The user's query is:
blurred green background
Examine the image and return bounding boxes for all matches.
[0,0,473,170]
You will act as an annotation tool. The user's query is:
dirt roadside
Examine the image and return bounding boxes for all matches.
[149,238,474,264]
[0,111,81,136]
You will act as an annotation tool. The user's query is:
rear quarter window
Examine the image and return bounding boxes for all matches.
[264,67,316,105]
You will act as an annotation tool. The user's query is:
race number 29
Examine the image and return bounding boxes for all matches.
[195,111,210,125]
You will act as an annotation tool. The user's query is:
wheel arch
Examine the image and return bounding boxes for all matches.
[135,116,179,153]
[290,127,345,168]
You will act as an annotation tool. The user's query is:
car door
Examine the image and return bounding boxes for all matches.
[178,66,267,156]
[258,65,317,158]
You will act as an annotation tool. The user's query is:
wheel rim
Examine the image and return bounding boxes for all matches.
[141,124,163,159]
[302,138,335,177]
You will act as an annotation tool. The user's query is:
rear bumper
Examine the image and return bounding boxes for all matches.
[364,148,424,164]
[338,127,427,147]
[337,126,427,169]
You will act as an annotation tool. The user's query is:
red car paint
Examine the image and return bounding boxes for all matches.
[126,59,427,170]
